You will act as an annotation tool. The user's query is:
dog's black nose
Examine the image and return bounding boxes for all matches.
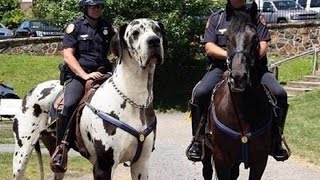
[147,36,160,47]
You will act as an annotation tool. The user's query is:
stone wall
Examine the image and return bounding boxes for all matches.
[268,21,320,57]
[1,22,320,57]
[0,36,63,55]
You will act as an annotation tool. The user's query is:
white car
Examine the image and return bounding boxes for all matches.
[248,0,320,23]
[297,0,320,12]
[0,23,14,40]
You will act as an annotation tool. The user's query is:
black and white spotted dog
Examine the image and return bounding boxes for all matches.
[13,18,164,180]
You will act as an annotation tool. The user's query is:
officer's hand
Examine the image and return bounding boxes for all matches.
[85,72,103,80]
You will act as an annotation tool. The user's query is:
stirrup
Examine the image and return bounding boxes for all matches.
[50,143,69,173]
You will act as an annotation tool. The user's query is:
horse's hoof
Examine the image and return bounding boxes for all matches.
[271,149,289,161]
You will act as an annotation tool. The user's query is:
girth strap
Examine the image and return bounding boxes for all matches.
[86,102,157,165]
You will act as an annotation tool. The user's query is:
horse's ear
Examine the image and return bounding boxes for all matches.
[250,1,258,23]
[110,23,127,64]
[226,3,234,21]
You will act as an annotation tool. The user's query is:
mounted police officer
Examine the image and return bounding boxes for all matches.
[186,0,289,166]
[50,0,116,172]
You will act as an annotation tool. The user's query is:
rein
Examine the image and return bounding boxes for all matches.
[109,77,153,109]
[85,102,157,166]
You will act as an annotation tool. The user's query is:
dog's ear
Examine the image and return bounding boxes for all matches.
[157,22,168,52]
[110,23,127,64]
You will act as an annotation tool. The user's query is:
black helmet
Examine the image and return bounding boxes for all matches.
[79,0,104,8]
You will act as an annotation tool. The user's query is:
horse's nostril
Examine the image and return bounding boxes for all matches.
[147,37,160,47]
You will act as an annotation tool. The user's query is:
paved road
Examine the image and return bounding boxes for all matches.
[72,112,320,180]
[2,112,320,179]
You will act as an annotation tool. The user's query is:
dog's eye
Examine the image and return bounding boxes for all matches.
[154,27,161,34]
[132,30,140,39]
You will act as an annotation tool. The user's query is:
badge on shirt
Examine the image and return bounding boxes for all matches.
[218,28,227,35]
[103,29,109,35]
[65,24,75,34]
[259,15,267,26]
[80,34,89,40]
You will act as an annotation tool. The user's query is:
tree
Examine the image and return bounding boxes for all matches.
[33,0,81,27]
[0,0,25,27]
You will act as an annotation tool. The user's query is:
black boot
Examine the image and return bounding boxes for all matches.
[50,115,69,172]
[186,101,204,162]
[272,104,290,161]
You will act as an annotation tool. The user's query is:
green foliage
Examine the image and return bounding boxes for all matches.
[102,0,218,110]
[32,0,81,27]
[0,0,26,27]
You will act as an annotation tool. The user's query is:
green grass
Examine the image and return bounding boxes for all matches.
[269,55,314,84]
[0,128,14,144]
[0,152,92,179]
[0,54,62,97]
[286,90,320,166]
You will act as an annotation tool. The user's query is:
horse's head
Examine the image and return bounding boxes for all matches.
[111,18,165,69]
[226,9,259,92]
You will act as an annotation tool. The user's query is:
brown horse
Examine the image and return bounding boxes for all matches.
[208,10,274,179]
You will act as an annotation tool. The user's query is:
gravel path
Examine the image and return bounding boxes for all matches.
[2,112,320,179]
[69,112,320,180]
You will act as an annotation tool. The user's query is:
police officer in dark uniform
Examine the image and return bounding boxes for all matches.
[186,0,289,164]
[50,0,116,172]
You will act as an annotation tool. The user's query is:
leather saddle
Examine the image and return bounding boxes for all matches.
[48,73,111,157]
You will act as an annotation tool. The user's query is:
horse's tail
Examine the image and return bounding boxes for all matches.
[34,140,44,180]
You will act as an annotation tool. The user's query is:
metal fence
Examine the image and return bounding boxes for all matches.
[268,47,319,79]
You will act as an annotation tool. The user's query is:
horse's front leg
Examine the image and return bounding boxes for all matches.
[230,162,240,180]
[248,156,268,180]
[202,145,213,180]
[93,158,117,180]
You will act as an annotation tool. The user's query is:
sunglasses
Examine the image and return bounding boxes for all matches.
[88,5,103,9]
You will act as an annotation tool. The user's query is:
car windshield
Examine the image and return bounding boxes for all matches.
[273,0,304,10]
[30,21,53,29]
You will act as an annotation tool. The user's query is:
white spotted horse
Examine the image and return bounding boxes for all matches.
[12,18,164,180]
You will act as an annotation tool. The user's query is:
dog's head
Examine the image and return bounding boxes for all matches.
[111,18,164,68]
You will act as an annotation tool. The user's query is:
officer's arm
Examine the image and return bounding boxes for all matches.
[63,48,88,80]
[259,41,268,59]
[205,42,227,60]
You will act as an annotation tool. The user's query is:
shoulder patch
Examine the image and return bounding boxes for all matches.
[259,15,267,26]
[65,24,75,34]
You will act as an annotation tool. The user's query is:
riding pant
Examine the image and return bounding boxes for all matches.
[192,67,287,119]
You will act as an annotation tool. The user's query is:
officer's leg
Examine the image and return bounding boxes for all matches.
[186,67,224,161]
[261,72,289,161]
[51,77,85,171]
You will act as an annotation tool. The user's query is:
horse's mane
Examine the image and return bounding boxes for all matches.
[227,11,253,35]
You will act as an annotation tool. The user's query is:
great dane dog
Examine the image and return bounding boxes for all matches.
[12,18,164,180]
